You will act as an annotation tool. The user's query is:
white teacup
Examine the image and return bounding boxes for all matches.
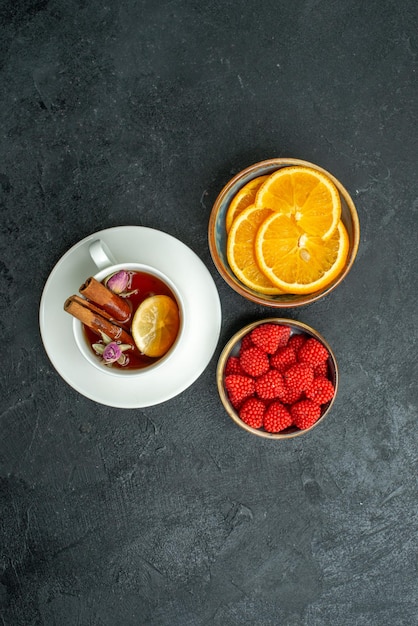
[72,240,185,376]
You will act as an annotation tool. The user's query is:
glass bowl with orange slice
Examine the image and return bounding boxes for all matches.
[208,158,360,307]
[217,318,339,439]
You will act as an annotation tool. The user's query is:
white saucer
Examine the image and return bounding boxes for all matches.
[39,226,222,408]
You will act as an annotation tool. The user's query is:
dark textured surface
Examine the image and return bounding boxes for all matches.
[1,1,418,624]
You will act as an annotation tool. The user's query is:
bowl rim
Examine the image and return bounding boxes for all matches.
[216,317,339,439]
[208,157,360,308]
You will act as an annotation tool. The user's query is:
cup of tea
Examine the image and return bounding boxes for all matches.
[64,240,185,376]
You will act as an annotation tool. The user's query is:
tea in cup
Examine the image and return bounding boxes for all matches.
[64,241,184,376]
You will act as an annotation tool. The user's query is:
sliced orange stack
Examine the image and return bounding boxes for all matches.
[226,166,348,295]
[225,175,269,233]
[227,206,283,294]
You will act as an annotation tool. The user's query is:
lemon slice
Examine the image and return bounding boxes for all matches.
[131,295,180,357]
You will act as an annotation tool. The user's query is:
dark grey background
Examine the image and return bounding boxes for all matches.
[1,1,417,624]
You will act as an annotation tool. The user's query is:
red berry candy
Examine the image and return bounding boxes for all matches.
[250,323,291,354]
[255,369,286,401]
[314,361,328,378]
[298,338,329,367]
[264,402,293,433]
[239,397,266,429]
[305,377,335,404]
[239,333,255,355]
[291,399,322,430]
[223,326,335,435]
[225,356,244,376]
[224,374,255,408]
[284,362,314,394]
[288,333,306,352]
[270,345,297,373]
[281,384,303,405]
[240,346,270,377]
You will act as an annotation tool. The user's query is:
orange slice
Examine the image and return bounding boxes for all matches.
[255,214,349,294]
[225,175,269,233]
[255,166,341,240]
[227,205,283,294]
[131,295,180,357]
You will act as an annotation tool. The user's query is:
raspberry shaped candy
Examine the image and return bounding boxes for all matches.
[239,333,255,355]
[240,346,270,377]
[284,363,314,394]
[298,338,329,367]
[250,323,291,354]
[255,369,286,401]
[314,361,328,378]
[239,397,266,429]
[291,400,322,429]
[288,333,306,352]
[225,356,244,376]
[270,345,297,373]
[305,377,335,404]
[263,402,293,433]
[224,374,255,408]
[280,384,303,405]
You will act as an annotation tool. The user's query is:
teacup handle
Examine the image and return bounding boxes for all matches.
[89,239,117,270]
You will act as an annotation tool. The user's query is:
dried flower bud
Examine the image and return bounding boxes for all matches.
[103,342,122,363]
[104,270,129,294]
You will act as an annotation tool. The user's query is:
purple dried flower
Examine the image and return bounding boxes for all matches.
[105,270,129,294]
[102,342,122,363]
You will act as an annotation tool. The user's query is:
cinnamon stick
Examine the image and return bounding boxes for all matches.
[68,295,129,330]
[79,277,131,323]
[69,295,114,322]
[64,296,135,349]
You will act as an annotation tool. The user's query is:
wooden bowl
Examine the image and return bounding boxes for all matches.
[208,158,360,308]
[217,318,339,439]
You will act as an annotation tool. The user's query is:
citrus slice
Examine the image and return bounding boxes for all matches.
[225,175,269,233]
[131,295,180,357]
[227,205,283,295]
[255,214,349,294]
[255,166,341,240]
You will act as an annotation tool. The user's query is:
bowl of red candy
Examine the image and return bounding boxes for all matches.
[216,318,338,439]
